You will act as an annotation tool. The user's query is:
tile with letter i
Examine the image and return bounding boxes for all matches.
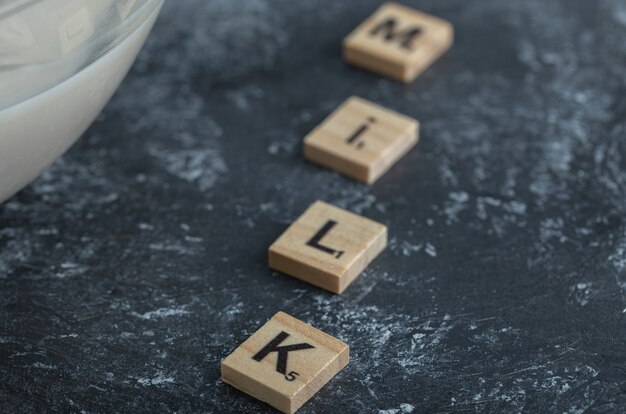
[269,200,387,294]
[343,2,453,83]
[304,96,418,184]
[221,311,349,414]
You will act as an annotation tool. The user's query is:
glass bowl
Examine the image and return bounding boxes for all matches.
[0,0,164,203]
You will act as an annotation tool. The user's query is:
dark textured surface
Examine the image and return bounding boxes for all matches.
[2,0,626,412]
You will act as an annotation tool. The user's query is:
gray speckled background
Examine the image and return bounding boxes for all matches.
[2,0,626,412]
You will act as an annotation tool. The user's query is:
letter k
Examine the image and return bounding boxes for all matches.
[252,331,315,374]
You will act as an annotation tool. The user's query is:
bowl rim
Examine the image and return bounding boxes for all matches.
[0,0,164,111]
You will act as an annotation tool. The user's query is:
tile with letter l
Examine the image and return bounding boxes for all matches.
[221,311,349,414]
[269,200,387,294]
[343,2,453,83]
[304,96,418,184]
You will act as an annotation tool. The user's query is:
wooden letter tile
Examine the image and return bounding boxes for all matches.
[269,200,387,293]
[304,96,418,184]
[221,311,349,414]
[343,2,453,83]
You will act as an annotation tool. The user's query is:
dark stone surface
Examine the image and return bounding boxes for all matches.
[2,0,626,412]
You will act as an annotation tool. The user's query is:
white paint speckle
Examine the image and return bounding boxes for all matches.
[131,305,190,320]
[136,372,175,387]
[149,147,227,191]
[425,243,437,257]
[400,241,422,256]
[379,403,415,414]
[609,232,626,272]
[148,242,195,255]
[138,223,154,231]
[570,283,593,306]
[444,191,469,224]
[31,362,56,369]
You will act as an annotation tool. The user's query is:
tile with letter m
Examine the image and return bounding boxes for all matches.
[343,2,453,83]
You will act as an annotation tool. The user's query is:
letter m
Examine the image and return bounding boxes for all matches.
[369,18,422,50]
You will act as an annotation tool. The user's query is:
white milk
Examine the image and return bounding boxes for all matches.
[0,2,160,203]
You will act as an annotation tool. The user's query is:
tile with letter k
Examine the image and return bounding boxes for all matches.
[221,311,349,414]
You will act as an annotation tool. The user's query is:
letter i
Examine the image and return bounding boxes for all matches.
[345,116,376,149]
